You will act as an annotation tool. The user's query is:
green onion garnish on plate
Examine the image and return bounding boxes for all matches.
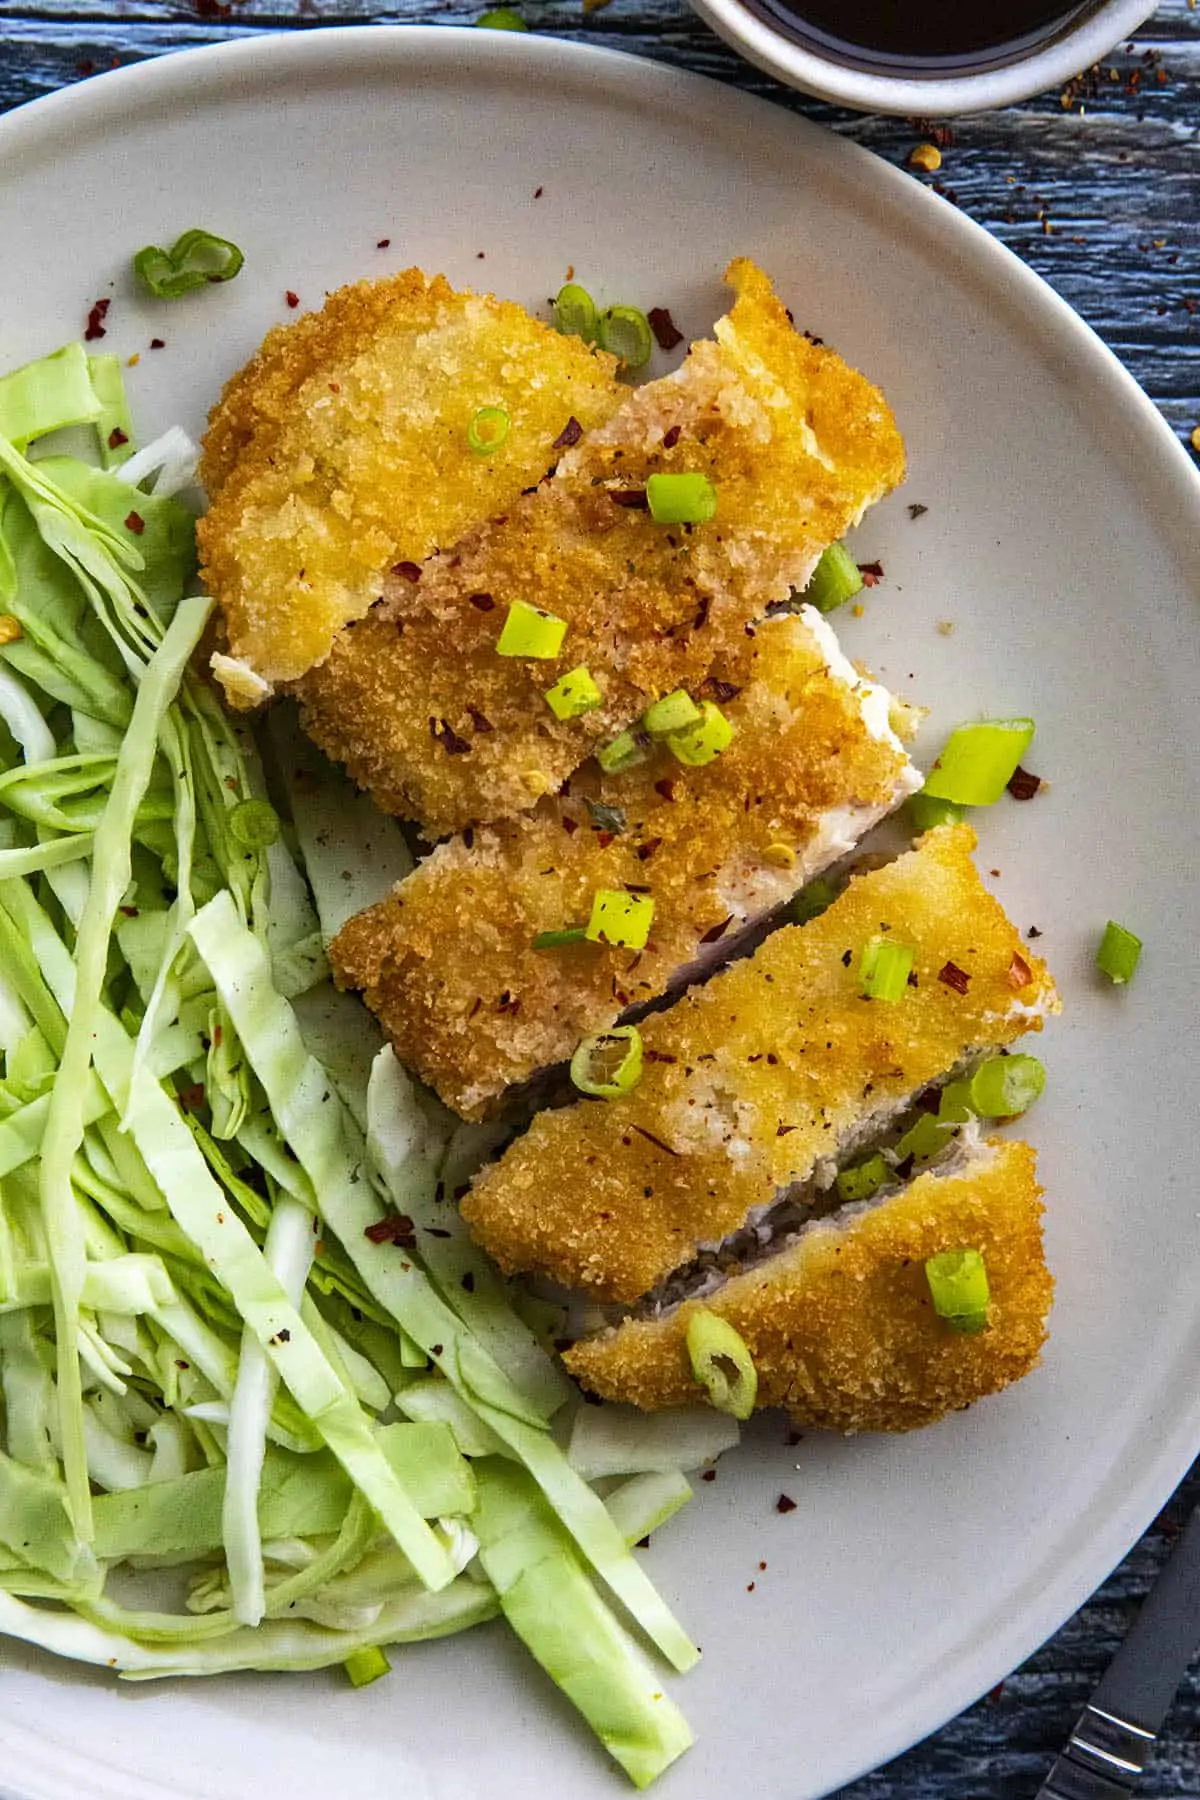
[544,665,601,720]
[596,727,650,775]
[924,1249,990,1334]
[685,1310,758,1419]
[858,935,914,1002]
[597,305,654,370]
[133,228,245,299]
[532,926,588,949]
[642,688,701,737]
[666,701,733,767]
[803,542,863,614]
[496,600,567,659]
[646,472,717,525]
[968,1053,1046,1118]
[892,1110,953,1166]
[467,406,511,456]
[344,1646,391,1688]
[923,718,1035,807]
[835,1153,890,1203]
[1096,919,1142,985]
[906,792,965,833]
[475,7,529,26]
[554,283,598,342]
[569,1024,644,1097]
[585,888,655,950]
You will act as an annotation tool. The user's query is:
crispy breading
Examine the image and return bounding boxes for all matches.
[330,609,918,1119]
[197,270,624,694]
[460,826,1059,1304]
[563,1139,1052,1433]
[294,259,905,837]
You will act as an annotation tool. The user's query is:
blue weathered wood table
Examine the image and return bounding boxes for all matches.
[1,0,1197,1793]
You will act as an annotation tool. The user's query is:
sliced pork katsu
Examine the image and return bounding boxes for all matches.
[198,269,625,701]
[460,826,1059,1304]
[329,606,921,1119]
[294,259,905,837]
[563,1137,1053,1433]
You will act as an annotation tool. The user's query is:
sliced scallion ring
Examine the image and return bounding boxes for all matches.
[923,719,1036,807]
[906,792,965,833]
[467,406,511,456]
[585,888,655,950]
[645,473,717,526]
[666,701,733,767]
[475,7,529,26]
[858,935,914,1002]
[133,229,245,300]
[803,542,863,614]
[344,1646,391,1688]
[496,600,567,659]
[554,283,599,343]
[924,1249,990,1333]
[569,1025,644,1098]
[835,1153,890,1203]
[685,1310,757,1419]
[642,689,701,737]
[598,305,654,371]
[596,728,650,775]
[968,1053,1045,1118]
[1096,919,1141,985]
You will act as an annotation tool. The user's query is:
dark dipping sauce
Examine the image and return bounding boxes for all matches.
[747,0,1094,69]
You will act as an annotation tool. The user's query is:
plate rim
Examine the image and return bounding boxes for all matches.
[0,27,1198,1800]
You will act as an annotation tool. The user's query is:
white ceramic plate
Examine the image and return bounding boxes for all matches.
[1,28,1198,1800]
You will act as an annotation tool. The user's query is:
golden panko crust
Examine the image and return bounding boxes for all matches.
[294,258,906,837]
[460,827,1059,1304]
[198,269,624,691]
[563,1138,1052,1433]
[330,611,914,1119]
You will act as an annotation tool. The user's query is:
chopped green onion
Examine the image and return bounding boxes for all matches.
[569,1025,644,1098]
[937,1080,975,1122]
[685,1311,757,1420]
[802,542,864,614]
[496,600,567,659]
[467,406,511,456]
[924,1249,990,1333]
[553,283,598,343]
[228,799,280,851]
[596,728,649,775]
[667,701,733,767]
[642,689,701,737]
[788,876,838,925]
[597,306,653,371]
[923,719,1035,807]
[968,1053,1045,1118]
[344,1645,391,1688]
[475,6,528,24]
[133,229,245,300]
[1096,920,1142,985]
[532,926,588,950]
[544,665,602,720]
[906,792,965,833]
[585,888,654,951]
[835,1153,890,1203]
[858,935,914,1002]
[645,472,717,526]
[893,1110,954,1166]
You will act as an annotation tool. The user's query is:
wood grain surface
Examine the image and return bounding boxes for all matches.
[1,0,1198,1792]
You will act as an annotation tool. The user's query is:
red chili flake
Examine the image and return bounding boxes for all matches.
[632,1124,681,1158]
[1007,764,1042,801]
[553,416,584,450]
[533,186,544,199]
[988,1682,1006,1704]
[285,290,300,309]
[107,427,129,450]
[563,815,579,835]
[468,708,494,734]
[938,960,971,994]
[364,1212,416,1246]
[468,592,495,612]
[596,831,615,849]
[746,1581,756,1593]
[1007,952,1033,990]
[124,511,145,536]
[776,1493,797,1513]
[430,718,470,756]
[662,424,681,449]
[907,503,928,520]
[693,597,711,630]
[177,1082,206,1113]
[700,915,734,945]
[776,1123,797,1136]
[858,560,885,587]
[636,838,663,862]
[610,488,649,510]
[149,337,165,350]
[468,997,483,1019]
[1027,925,1044,940]
[392,561,421,583]
[496,992,521,1015]
[644,1050,678,1064]
[647,306,684,351]
[118,904,139,918]
[701,1469,716,1483]
[701,678,741,704]
[654,778,677,803]
[377,237,391,248]
[84,298,110,342]
[76,58,96,74]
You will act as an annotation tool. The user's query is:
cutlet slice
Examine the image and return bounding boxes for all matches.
[329,607,922,1120]
[460,826,1059,1304]
[563,1137,1052,1433]
[198,269,624,699]
[294,258,905,837]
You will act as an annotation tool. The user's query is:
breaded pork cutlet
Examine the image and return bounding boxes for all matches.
[563,1138,1052,1433]
[198,270,624,701]
[330,607,922,1119]
[294,259,905,837]
[460,826,1059,1304]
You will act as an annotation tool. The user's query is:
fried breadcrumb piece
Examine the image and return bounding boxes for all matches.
[198,269,624,694]
[330,608,919,1119]
[563,1139,1052,1433]
[295,258,905,837]
[460,826,1059,1305]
